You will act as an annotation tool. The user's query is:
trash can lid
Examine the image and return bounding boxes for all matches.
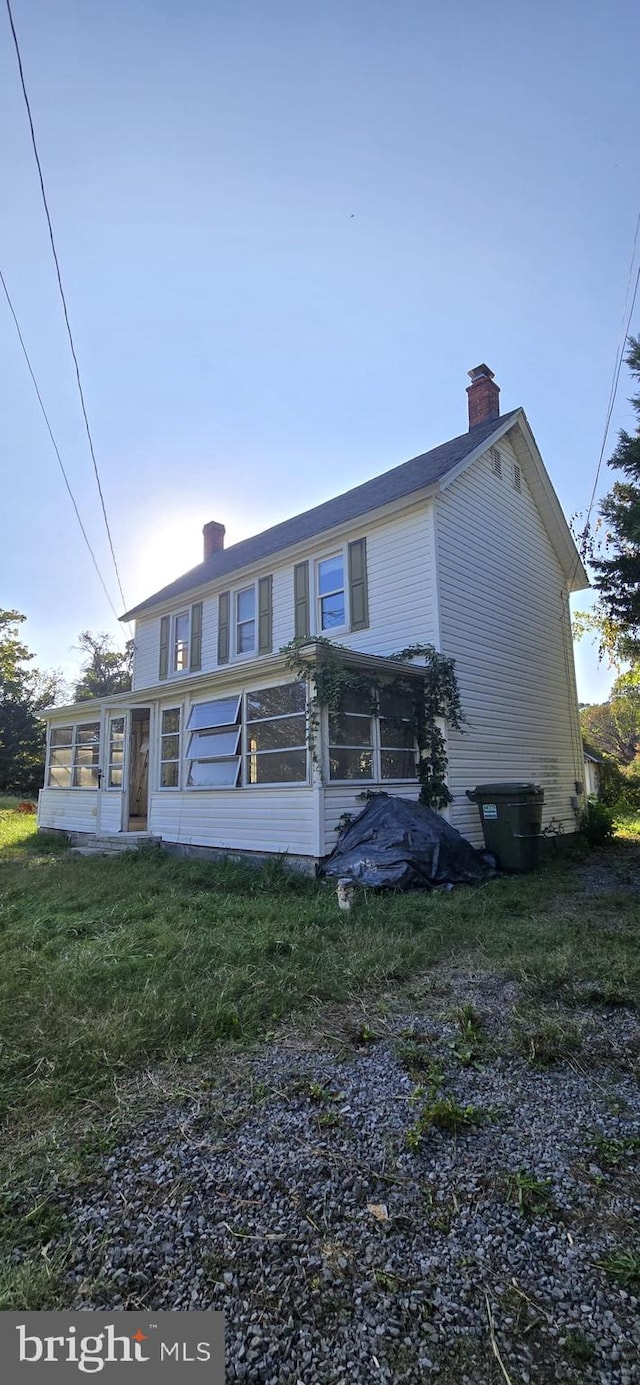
[469,782,543,796]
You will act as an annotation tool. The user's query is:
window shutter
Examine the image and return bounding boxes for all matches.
[348,538,369,631]
[217,591,230,664]
[159,615,170,680]
[190,601,203,671]
[258,576,273,654]
[294,561,310,639]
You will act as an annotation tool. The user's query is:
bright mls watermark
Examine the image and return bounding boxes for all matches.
[1,1313,224,1383]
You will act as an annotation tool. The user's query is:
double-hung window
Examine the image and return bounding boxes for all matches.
[186,696,242,786]
[47,723,101,788]
[245,683,307,784]
[173,613,189,671]
[236,587,256,655]
[317,554,346,631]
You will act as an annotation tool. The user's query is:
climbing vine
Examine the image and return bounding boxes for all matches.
[281,637,464,808]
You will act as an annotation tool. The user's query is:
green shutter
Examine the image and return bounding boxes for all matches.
[190,601,203,671]
[294,561,310,639]
[159,615,170,680]
[217,591,230,665]
[348,538,369,630]
[258,576,273,654]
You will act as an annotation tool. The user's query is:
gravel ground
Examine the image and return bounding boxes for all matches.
[39,970,640,1384]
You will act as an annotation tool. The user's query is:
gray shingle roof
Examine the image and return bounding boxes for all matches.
[122,412,518,620]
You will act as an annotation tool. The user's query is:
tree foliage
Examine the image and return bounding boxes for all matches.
[0,610,66,796]
[73,632,132,702]
[588,336,640,660]
[580,677,640,765]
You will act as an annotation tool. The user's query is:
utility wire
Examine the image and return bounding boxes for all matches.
[1,267,123,625]
[572,215,640,589]
[4,0,129,616]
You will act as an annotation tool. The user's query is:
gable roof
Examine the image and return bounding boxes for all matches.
[122,412,519,620]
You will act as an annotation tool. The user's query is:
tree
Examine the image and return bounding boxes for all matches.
[0,610,66,796]
[580,676,640,765]
[590,335,640,660]
[73,632,132,702]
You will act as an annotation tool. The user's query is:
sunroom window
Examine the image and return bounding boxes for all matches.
[246,683,307,784]
[48,723,101,788]
[328,686,417,783]
[107,716,125,788]
[328,687,373,780]
[187,695,241,787]
[160,708,181,788]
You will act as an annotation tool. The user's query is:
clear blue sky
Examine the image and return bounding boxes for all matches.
[1,0,638,701]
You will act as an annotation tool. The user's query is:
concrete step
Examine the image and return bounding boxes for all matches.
[67,833,161,857]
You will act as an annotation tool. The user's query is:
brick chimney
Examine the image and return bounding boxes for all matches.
[466,364,500,430]
[203,520,225,561]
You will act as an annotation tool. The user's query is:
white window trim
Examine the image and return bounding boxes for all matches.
[314,547,349,636]
[233,584,257,661]
[46,721,102,790]
[159,706,182,790]
[170,610,191,675]
[325,698,418,785]
[105,714,126,791]
[244,688,309,789]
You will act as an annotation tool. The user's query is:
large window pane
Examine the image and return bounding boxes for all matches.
[161,762,180,788]
[318,556,343,595]
[329,749,373,780]
[381,749,417,780]
[328,712,372,747]
[73,765,100,788]
[161,734,181,760]
[49,765,72,788]
[189,697,241,730]
[49,748,73,768]
[247,715,305,752]
[320,593,345,630]
[248,750,307,784]
[188,759,240,787]
[188,728,241,759]
[50,726,73,747]
[246,684,305,720]
[76,723,100,747]
[162,709,181,735]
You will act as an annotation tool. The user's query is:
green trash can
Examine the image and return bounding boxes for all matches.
[466,782,544,872]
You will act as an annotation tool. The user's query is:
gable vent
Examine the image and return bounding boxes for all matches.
[513,463,522,492]
[490,446,502,478]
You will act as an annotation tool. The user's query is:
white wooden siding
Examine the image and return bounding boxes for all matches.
[148,787,317,856]
[38,788,99,833]
[324,784,420,848]
[437,437,583,845]
[131,502,438,690]
[98,793,123,834]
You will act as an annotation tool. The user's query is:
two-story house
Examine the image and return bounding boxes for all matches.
[38,366,589,866]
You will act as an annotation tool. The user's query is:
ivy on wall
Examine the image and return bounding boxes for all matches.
[281,637,464,808]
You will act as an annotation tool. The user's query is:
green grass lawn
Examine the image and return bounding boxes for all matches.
[0,803,639,1308]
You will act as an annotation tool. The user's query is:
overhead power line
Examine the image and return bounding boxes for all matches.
[4,0,129,616]
[1,267,123,624]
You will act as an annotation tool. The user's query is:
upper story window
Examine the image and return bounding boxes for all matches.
[47,722,101,789]
[173,613,190,671]
[317,554,346,631]
[236,587,256,655]
[294,539,368,642]
[159,602,203,680]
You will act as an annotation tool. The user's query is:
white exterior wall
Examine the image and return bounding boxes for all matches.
[436,437,584,845]
[148,787,316,856]
[38,788,99,833]
[131,502,438,691]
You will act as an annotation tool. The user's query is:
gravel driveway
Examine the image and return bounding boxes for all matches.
[49,967,640,1385]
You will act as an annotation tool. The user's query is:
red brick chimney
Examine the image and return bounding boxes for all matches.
[466,364,500,430]
[203,521,225,561]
